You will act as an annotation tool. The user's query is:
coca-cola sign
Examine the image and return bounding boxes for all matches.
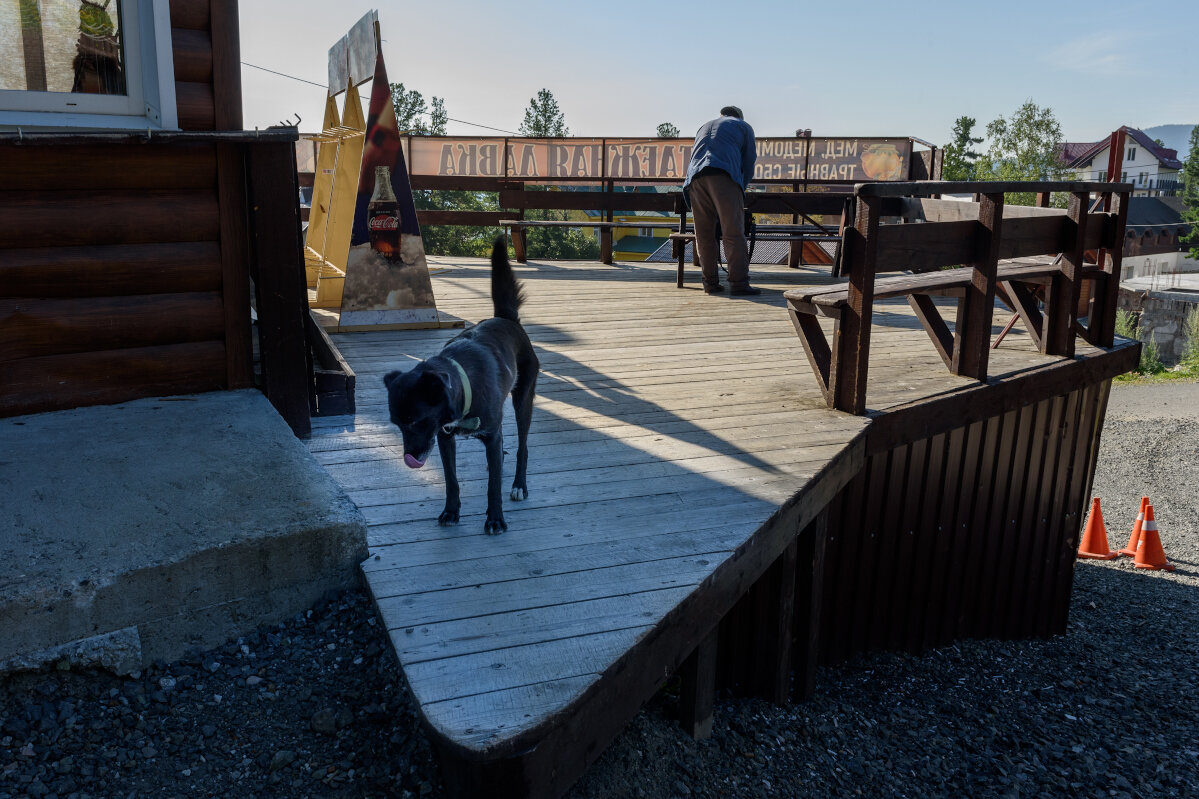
[369,215,399,231]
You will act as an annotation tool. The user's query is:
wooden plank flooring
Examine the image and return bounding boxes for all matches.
[305,255,1094,759]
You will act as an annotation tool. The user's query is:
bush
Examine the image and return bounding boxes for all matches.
[1114,308,1138,340]
[1114,308,1165,375]
[1140,336,1165,375]
[1182,306,1199,372]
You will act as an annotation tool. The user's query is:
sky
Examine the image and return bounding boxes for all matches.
[239,0,1198,150]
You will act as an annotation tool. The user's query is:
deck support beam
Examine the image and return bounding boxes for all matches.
[678,627,718,740]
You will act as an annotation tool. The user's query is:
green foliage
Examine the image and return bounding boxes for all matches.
[656,122,681,139]
[1180,125,1199,259]
[1141,336,1165,375]
[1114,308,1138,339]
[941,116,983,181]
[975,100,1067,206]
[389,82,447,135]
[1182,306,1199,371]
[519,89,569,137]
[428,97,448,136]
[525,224,600,260]
[414,190,500,257]
[1115,309,1166,375]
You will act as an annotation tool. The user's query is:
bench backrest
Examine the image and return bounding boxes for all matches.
[831,180,1131,414]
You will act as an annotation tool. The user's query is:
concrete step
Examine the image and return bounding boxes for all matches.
[0,390,367,674]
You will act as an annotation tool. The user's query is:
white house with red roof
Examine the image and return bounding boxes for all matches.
[1059,126,1183,197]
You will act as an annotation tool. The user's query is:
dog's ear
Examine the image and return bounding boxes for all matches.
[418,368,454,399]
[383,370,402,389]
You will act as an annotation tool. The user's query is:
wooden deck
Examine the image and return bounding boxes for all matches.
[305,255,1131,796]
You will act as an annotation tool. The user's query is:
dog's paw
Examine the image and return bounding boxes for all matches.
[483,514,507,535]
[438,508,460,525]
[510,485,528,501]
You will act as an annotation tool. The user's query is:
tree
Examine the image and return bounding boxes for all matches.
[519,88,569,137]
[389,82,446,135]
[1181,125,1199,259]
[427,96,448,136]
[941,116,983,181]
[975,100,1067,205]
[656,122,680,138]
[415,189,501,257]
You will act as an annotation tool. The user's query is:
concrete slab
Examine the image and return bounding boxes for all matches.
[0,390,368,674]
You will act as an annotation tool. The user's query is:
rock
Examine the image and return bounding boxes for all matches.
[311,708,337,735]
[268,750,295,772]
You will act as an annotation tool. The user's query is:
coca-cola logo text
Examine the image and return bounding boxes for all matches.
[369,215,399,231]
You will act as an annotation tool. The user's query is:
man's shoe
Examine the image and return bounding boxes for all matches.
[704,283,725,294]
[729,286,762,296]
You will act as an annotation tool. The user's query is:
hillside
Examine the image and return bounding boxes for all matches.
[1144,123,1195,159]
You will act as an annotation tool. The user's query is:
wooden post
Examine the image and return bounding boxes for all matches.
[953,192,1002,379]
[836,194,880,414]
[247,142,312,437]
[750,538,798,704]
[512,225,527,263]
[215,144,253,389]
[678,628,718,740]
[1044,192,1089,357]
[793,509,828,700]
[1094,191,1128,347]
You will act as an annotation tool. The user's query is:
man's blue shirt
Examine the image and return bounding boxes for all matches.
[684,115,757,191]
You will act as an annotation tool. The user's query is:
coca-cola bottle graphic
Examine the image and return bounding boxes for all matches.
[367,165,402,260]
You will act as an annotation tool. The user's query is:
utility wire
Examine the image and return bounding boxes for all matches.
[240,61,519,135]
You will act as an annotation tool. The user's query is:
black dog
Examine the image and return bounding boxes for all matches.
[383,238,538,534]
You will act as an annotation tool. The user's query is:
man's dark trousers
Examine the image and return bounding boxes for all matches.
[689,169,750,291]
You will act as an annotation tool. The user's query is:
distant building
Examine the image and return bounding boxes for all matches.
[1059,126,1182,197]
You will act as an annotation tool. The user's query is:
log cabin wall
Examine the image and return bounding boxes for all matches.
[0,1,252,419]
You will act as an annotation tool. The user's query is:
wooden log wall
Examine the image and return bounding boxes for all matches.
[0,143,241,417]
[818,380,1111,663]
[170,0,241,132]
[0,1,258,419]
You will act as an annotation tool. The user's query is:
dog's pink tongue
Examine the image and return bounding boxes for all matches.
[404,453,425,469]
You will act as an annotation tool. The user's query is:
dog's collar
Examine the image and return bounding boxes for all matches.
[443,357,480,433]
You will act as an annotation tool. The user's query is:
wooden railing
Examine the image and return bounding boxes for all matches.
[783,180,1132,414]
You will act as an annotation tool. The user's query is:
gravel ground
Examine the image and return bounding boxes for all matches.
[3,380,1196,799]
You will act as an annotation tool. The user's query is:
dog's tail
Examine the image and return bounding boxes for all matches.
[491,235,525,322]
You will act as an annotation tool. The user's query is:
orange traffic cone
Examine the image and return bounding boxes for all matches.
[1077,498,1118,560]
[1133,505,1175,571]
[1117,496,1149,557]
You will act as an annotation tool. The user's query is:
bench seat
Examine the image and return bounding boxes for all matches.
[499,219,622,264]
[669,227,843,287]
[782,256,1109,405]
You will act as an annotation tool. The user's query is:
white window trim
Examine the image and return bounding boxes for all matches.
[0,1,177,131]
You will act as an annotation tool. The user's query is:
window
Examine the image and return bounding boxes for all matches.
[0,1,176,130]
[1127,147,1136,161]
[639,226,654,237]
[1098,170,1107,182]
[1122,171,1127,182]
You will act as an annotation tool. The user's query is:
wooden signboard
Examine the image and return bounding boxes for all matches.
[404,136,913,183]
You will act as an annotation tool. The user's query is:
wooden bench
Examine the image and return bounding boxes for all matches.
[499,219,619,264]
[669,224,844,288]
[785,258,1106,373]
[782,180,1132,414]
[671,192,854,287]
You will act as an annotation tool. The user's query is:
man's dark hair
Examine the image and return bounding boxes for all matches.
[720,106,743,120]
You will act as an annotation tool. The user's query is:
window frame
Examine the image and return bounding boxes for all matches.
[0,1,177,131]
